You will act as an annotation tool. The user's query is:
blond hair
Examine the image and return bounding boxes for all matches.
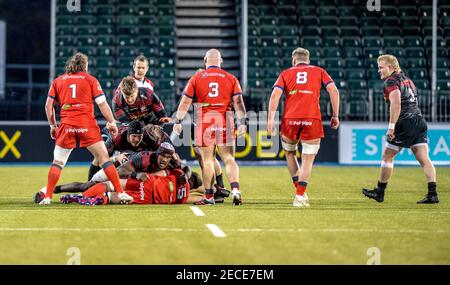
[378,55,402,72]
[292,47,310,62]
[65,53,88,74]
[120,76,138,95]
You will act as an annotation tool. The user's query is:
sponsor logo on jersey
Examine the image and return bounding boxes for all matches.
[65,128,88,133]
[139,181,145,201]
[289,120,312,126]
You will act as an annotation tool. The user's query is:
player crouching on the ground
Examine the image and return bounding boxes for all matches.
[61,170,204,205]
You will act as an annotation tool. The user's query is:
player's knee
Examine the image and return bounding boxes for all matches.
[301,143,320,155]
[53,145,73,168]
[281,140,298,152]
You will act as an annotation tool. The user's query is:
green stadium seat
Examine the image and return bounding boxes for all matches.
[402,17,420,27]
[118,57,134,68]
[423,27,444,37]
[340,17,358,26]
[157,79,176,89]
[363,36,383,48]
[280,57,292,68]
[138,27,158,36]
[342,37,361,47]
[403,36,423,47]
[278,5,296,16]
[346,59,364,68]
[359,16,378,27]
[307,49,322,58]
[96,26,114,35]
[248,78,264,88]
[381,6,399,17]
[57,26,74,35]
[159,68,175,79]
[318,0,337,5]
[278,16,297,26]
[361,27,380,37]
[96,5,115,15]
[57,47,74,58]
[347,79,367,89]
[364,48,383,59]
[94,69,114,80]
[382,27,401,37]
[338,5,358,17]
[260,17,277,26]
[424,36,446,48]
[158,47,175,57]
[118,15,138,25]
[437,80,450,91]
[57,36,73,47]
[366,69,380,79]
[248,57,262,68]
[414,80,430,90]
[347,68,365,80]
[159,58,175,68]
[384,37,403,47]
[261,37,280,47]
[419,5,432,17]
[341,27,360,37]
[300,27,320,37]
[405,47,425,58]
[437,69,450,79]
[261,47,281,57]
[248,68,264,79]
[406,58,426,68]
[402,27,422,37]
[118,26,139,36]
[138,36,158,47]
[320,16,339,26]
[75,36,96,47]
[138,5,157,15]
[380,17,400,27]
[97,16,114,25]
[146,69,160,78]
[263,58,282,68]
[248,47,260,57]
[385,47,405,58]
[260,26,279,36]
[96,36,114,47]
[159,26,175,37]
[118,47,138,57]
[343,47,362,58]
[324,58,345,68]
[318,6,336,17]
[248,7,258,16]
[302,37,322,47]
[159,37,175,48]
[138,16,158,26]
[327,68,345,80]
[323,37,340,47]
[407,69,428,79]
[158,5,175,16]
[368,79,384,89]
[117,5,136,15]
[95,57,115,68]
[364,59,378,69]
[96,46,114,57]
[280,37,299,48]
[300,16,320,26]
[434,59,449,68]
[322,27,340,38]
[76,16,96,25]
[158,16,176,26]
[264,67,282,79]
[324,48,342,58]
[148,58,159,67]
[248,15,258,26]
[280,26,298,37]
[118,36,137,46]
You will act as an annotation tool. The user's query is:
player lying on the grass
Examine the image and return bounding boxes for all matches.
[88,120,172,180]
[362,55,439,204]
[60,169,204,205]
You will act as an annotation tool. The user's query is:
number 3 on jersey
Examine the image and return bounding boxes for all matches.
[296,72,308,84]
[208,82,219,97]
[69,84,77,98]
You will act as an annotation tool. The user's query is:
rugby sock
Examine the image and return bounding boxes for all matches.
[83,183,107,198]
[377,181,387,192]
[102,161,124,193]
[427,182,437,195]
[296,181,307,196]
[292,176,299,184]
[45,164,62,198]
[205,188,214,200]
[53,185,61,194]
[230,182,240,192]
[216,173,225,188]
[88,164,101,181]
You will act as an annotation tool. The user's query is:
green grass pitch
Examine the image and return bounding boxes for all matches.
[0,166,449,264]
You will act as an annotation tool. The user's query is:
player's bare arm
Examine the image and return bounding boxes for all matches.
[45,96,58,140]
[232,94,247,137]
[387,90,401,141]
[267,87,283,136]
[326,83,340,130]
[173,95,193,135]
[117,161,149,181]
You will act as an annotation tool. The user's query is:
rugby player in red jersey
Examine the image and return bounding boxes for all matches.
[35,53,133,205]
[173,49,247,206]
[267,48,340,207]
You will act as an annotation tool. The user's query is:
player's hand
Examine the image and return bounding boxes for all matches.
[114,153,129,164]
[330,116,340,130]
[158,117,172,124]
[136,172,149,181]
[173,123,182,136]
[236,124,247,138]
[107,121,118,137]
[267,121,276,137]
[50,125,58,140]
[386,128,395,141]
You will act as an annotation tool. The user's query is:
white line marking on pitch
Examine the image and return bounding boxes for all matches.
[190,206,205,216]
[206,224,226,238]
[0,227,201,232]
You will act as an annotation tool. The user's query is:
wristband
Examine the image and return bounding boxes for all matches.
[49,124,57,128]
[174,118,183,124]
[131,172,138,179]
[388,123,396,130]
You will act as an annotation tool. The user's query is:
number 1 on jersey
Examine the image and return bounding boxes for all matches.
[69,84,77,99]
[208,82,219,98]
[296,72,308,84]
